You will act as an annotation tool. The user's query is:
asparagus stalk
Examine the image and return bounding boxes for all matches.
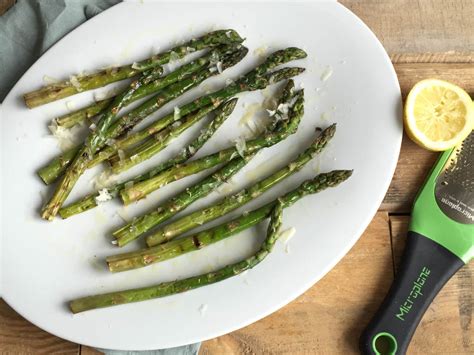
[109,103,219,169]
[57,100,110,129]
[106,170,352,273]
[41,67,164,220]
[118,89,304,206]
[113,87,302,245]
[110,66,304,175]
[118,155,256,247]
[146,123,335,247]
[40,48,302,184]
[41,101,218,221]
[41,62,178,220]
[55,46,235,129]
[91,46,249,157]
[105,47,307,174]
[37,146,81,185]
[41,146,89,220]
[85,67,166,156]
[39,65,303,185]
[24,29,244,108]
[58,99,238,219]
[69,200,284,314]
[37,47,248,185]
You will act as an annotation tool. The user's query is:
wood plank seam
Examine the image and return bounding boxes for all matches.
[387,215,398,278]
[390,52,474,64]
[456,267,473,351]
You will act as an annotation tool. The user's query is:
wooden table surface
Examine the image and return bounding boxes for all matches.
[1,0,472,353]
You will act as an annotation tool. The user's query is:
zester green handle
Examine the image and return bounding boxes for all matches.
[360,231,464,354]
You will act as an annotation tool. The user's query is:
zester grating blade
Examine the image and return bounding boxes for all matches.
[435,131,474,224]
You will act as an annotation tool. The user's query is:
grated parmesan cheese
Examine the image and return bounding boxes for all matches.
[209,50,220,65]
[174,106,181,120]
[253,45,269,60]
[43,75,59,84]
[95,189,113,203]
[234,137,247,157]
[277,103,290,115]
[47,123,77,151]
[266,109,276,117]
[278,227,296,244]
[239,102,269,136]
[216,61,223,74]
[69,75,82,91]
[320,65,333,82]
[90,170,117,190]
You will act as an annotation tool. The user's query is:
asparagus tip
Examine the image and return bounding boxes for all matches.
[329,169,353,184]
[222,46,249,69]
[221,29,245,43]
[287,47,308,59]
[321,123,337,139]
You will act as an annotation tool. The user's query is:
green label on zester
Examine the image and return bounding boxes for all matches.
[395,267,431,321]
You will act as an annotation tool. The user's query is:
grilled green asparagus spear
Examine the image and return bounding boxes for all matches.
[106,170,352,273]
[118,156,256,247]
[40,66,303,185]
[41,101,216,221]
[145,123,335,247]
[113,82,300,246]
[110,68,305,175]
[107,49,307,174]
[37,47,248,185]
[41,66,166,220]
[69,200,284,314]
[117,89,304,208]
[86,67,166,156]
[56,46,237,129]
[58,99,238,219]
[24,29,243,108]
[111,75,297,173]
[57,100,110,129]
[38,48,301,185]
[109,103,218,168]
[42,50,305,219]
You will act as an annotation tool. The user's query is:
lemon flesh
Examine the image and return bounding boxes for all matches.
[404,79,473,151]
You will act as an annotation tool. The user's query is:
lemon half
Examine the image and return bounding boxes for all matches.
[404,79,474,151]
